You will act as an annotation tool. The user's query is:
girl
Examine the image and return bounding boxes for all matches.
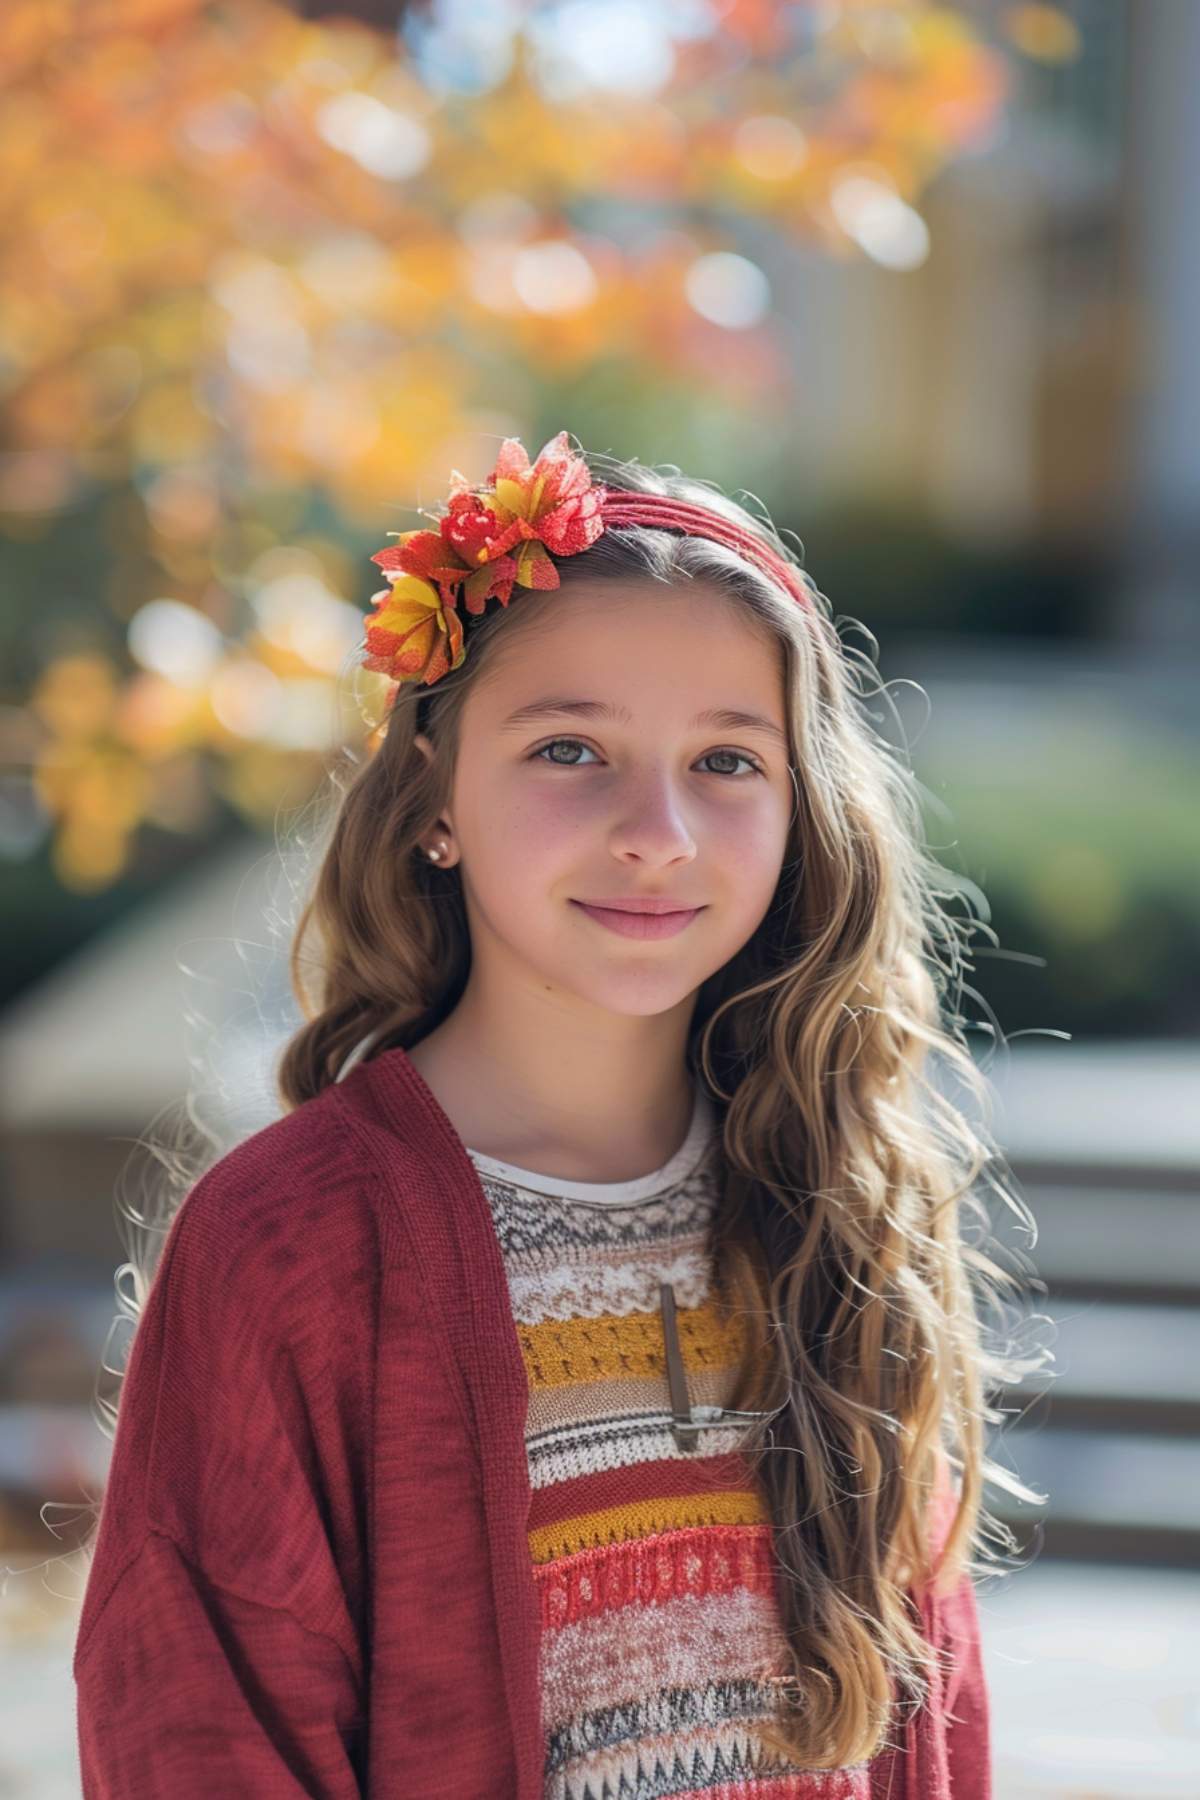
[73,430,1039,1797]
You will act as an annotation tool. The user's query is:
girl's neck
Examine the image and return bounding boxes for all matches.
[405,998,698,1185]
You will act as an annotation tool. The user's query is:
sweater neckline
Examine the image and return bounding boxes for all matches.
[463,1081,716,1204]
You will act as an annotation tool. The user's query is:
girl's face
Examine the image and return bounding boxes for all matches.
[419,581,795,1022]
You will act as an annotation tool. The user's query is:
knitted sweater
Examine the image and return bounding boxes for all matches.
[74,1044,990,1798]
[468,1082,856,1797]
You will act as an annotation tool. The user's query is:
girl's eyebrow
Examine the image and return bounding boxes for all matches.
[499,697,788,747]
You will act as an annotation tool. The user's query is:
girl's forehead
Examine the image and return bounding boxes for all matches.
[441,578,791,768]
[481,580,784,690]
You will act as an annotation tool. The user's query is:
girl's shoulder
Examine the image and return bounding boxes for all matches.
[158,1077,435,1352]
[177,1064,442,1263]
[175,1086,380,1264]
[155,1060,472,1370]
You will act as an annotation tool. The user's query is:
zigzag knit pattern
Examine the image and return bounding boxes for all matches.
[466,1087,871,1800]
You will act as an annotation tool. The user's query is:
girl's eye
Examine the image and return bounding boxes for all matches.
[531,738,764,777]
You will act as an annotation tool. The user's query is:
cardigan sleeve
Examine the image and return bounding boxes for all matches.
[74,1532,365,1797]
[866,1458,992,1800]
[73,1140,369,1797]
[924,1454,992,1800]
[935,1565,991,1799]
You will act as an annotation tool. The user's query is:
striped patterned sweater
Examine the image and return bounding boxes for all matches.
[465,1082,871,1800]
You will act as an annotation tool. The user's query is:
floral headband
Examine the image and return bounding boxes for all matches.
[361,430,815,698]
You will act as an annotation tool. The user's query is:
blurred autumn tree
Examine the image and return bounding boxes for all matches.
[0,0,1081,915]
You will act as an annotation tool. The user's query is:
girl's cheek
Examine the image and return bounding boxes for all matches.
[710,798,784,860]
[496,787,589,858]
[523,778,604,826]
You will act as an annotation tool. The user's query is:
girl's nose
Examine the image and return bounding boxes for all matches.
[607,771,698,864]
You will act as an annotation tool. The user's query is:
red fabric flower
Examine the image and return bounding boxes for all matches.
[362,431,607,690]
[442,430,606,591]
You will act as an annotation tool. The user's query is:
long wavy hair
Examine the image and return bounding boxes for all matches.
[76,444,1048,1769]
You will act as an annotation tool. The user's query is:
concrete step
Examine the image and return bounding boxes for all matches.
[990,1165,1200,1301]
[990,1424,1200,1565]
[982,1559,1200,1799]
[1005,1297,1200,1412]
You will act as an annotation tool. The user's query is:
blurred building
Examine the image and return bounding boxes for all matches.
[765,1,1196,655]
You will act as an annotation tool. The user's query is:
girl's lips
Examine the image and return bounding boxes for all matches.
[570,900,703,939]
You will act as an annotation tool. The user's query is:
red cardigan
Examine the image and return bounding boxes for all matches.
[74,1043,991,1797]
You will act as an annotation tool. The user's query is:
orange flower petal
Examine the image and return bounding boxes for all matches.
[363,575,464,686]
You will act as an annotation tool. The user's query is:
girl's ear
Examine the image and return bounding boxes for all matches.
[413,732,434,766]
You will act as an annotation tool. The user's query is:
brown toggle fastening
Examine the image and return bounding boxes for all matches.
[659,1281,784,1451]
[660,1281,705,1453]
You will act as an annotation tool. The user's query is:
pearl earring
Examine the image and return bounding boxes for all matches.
[428,845,444,862]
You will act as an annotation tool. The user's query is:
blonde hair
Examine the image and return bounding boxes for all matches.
[84,446,1049,1767]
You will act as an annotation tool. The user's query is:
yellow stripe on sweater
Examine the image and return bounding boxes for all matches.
[517,1301,747,1388]
[529,1487,769,1564]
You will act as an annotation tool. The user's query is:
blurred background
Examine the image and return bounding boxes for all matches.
[1,1,1197,1794]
